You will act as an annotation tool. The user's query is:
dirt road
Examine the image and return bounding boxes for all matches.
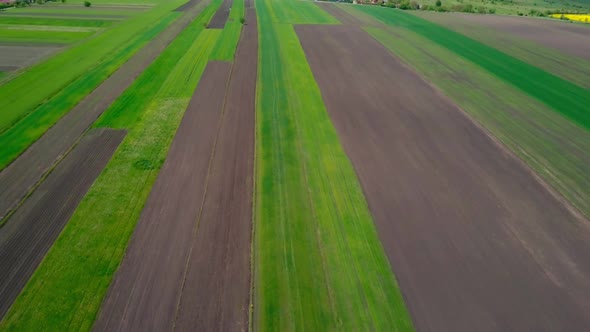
[296,24,590,331]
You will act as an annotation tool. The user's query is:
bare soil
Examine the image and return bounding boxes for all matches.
[175,9,257,330]
[416,12,590,61]
[93,61,233,331]
[0,128,125,319]
[296,24,590,332]
[95,11,258,330]
[208,0,233,28]
[0,45,61,70]
[0,1,207,224]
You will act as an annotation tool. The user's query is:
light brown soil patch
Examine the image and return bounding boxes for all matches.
[296,24,590,331]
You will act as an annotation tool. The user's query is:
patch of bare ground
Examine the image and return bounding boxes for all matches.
[416,12,590,61]
[0,128,125,319]
[0,0,206,224]
[316,2,364,25]
[95,11,257,331]
[0,45,61,70]
[174,9,257,330]
[296,24,590,332]
[207,0,232,28]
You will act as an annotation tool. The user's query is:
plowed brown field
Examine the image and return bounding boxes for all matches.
[296,24,590,332]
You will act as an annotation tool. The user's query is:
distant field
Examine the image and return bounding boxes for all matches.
[0,16,114,27]
[0,28,94,43]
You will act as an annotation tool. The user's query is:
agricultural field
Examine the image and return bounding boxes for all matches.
[0,0,590,330]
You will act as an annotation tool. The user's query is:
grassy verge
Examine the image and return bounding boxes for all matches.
[0,2,221,331]
[0,28,94,43]
[209,0,244,61]
[0,12,177,170]
[0,16,114,27]
[413,11,590,90]
[363,24,590,218]
[0,0,186,134]
[354,6,590,131]
[253,0,413,330]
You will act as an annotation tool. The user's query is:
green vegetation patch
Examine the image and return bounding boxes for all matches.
[261,0,338,24]
[0,12,177,170]
[413,11,590,90]
[0,27,94,43]
[0,16,114,27]
[365,24,590,218]
[0,1,186,138]
[253,0,413,330]
[209,0,244,61]
[0,4,221,331]
[356,6,590,131]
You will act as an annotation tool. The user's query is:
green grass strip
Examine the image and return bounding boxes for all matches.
[0,4,221,332]
[253,0,413,330]
[262,0,338,24]
[0,12,177,170]
[0,28,94,43]
[0,0,186,134]
[365,25,590,218]
[356,6,590,131]
[0,16,113,27]
[209,0,244,61]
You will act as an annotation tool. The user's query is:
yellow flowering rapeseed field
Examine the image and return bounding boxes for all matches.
[551,14,590,23]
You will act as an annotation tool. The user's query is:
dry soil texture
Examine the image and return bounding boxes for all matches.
[0,128,125,319]
[95,20,257,326]
[417,12,590,60]
[0,2,206,223]
[208,0,233,28]
[296,24,590,332]
[175,9,257,330]
[0,45,61,71]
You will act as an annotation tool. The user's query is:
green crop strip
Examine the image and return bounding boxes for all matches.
[0,2,221,331]
[355,6,590,131]
[261,0,338,24]
[0,1,186,135]
[209,0,244,61]
[364,25,590,218]
[0,13,177,170]
[0,28,94,43]
[253,0,413,330]
[0,16,114,27]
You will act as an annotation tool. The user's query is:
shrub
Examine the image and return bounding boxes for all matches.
[488,7,496,13]
[240,17,245,24]
[477,6,486,13]
[435,0,441,6]
[84,0,91,6]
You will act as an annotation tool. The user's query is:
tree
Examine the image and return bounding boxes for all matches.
[435,0,441,6]
[84,0,91,6]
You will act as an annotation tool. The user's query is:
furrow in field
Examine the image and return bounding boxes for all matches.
[296,23,590,331]
[0,128,125,319]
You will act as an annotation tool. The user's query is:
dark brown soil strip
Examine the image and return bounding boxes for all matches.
[93,61,232,332]
[296,24,590,332]
[0,128,125,319]
[207,0,233,28]
[0,0,205,224]
[174,8,257,330]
